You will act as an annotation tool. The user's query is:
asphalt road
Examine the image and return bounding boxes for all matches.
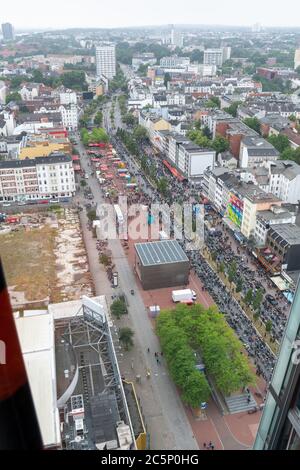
[75,135,199,450]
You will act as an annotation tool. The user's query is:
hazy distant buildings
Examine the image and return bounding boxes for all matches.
[252,23,262,33]
[170,25,183,48]
[132,53,156,71]
[160,56,190,68]
[96,44,116,80]
[294,49,300,70]
[222,46,232,62]
[1,22,14,41]
[204,49,224,67]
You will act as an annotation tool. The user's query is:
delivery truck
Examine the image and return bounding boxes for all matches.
[172,289,197,303]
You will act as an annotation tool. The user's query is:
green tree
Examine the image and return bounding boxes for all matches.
[80,179,87,187]
[266,320,273,333]
[187,129,212,148]
[244,289,253,306]
[224,101,241,117]
[123,113,136,126]
[181,370,210,408]
[94,111,103,126]
[228,260,237,284]
[87,209,97,221]
[236,278,243,293]
[268,134,291,154]
[206,97,221,109]
[189,49,204,63]
[133,125,148,143]
[31,69,44,83]
[61,70,87,91]
[218,262,225,274]
[252,288,264,312]
[90,127,109,143]
[6,92,21,103]
[111,299,127,319]
[157,177,169,196]
[243,117,261,134]
[119,327,134,350]
[164,72,171,88]
[212,136,230,155]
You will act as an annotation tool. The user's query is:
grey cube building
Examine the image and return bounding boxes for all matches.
[134,240,189,290]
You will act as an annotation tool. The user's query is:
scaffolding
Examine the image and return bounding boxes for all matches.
[59,297,136,450]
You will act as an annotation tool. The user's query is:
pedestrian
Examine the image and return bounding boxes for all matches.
[161,351,163,357]
[147,347,150,353]
[154,352,157,357]
[203,442,206,449]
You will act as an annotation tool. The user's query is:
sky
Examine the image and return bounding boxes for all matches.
[3,0,300,30]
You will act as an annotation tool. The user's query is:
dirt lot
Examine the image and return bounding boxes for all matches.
[1,224,57,302]
[0,208,94,307]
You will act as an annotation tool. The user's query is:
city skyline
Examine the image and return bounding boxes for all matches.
[3,0,300,30]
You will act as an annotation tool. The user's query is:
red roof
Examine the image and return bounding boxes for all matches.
[72,155,80,161]
[73,164,81,171]
[162,160,185,182]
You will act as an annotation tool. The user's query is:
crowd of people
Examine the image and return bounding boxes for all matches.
[112,134,294,383]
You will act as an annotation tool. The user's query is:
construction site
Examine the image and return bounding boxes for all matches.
[14,296,147,450]
[0,206,93,309]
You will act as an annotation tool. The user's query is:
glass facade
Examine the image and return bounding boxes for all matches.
[254,278,300,449]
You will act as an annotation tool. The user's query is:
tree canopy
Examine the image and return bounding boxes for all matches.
[157,304,255,400]
[243,117,261,134]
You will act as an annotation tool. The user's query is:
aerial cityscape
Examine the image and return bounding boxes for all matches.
[1,0,300,454]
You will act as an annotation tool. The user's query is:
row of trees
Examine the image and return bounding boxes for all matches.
[157,304,255,406]
[156,307,211,407]
[80,127,109,145]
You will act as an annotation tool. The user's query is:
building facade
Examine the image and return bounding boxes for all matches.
[254,279,300,450]
[0,153,75,202]
[204,49,223,67]
[1,22,14,41]
[96,44,116,80]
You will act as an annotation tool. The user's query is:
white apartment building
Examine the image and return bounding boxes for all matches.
[239,136,279,168]
[0,112,16,137]
[20,84,39,101]
[0,153,75,202]
[204,49,223,67]
[159,56,190,68]
[168,134,215,180]
[294,49,300,70]
[59,104,78,131]
[59,92,77,105]
[0,80,7,104]
[255,207,296,247]
[171,28,183,48]
[96,44,116,80]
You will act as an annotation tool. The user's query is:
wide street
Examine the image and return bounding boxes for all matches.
[75,137,199,450]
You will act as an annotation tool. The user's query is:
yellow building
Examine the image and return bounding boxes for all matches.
[19,136,72,159]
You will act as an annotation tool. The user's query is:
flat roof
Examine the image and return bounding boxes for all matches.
[15,310,61,448]
[135,240,189,267]
[269,223,300,245]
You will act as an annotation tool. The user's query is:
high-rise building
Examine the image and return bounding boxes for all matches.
[254,278,300,450]
[204,49,223,67]
[294,49,300,70]
[222,46,232,62]
[1,23,14,41]
[95,44,116,80]
[170,26,183,48]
